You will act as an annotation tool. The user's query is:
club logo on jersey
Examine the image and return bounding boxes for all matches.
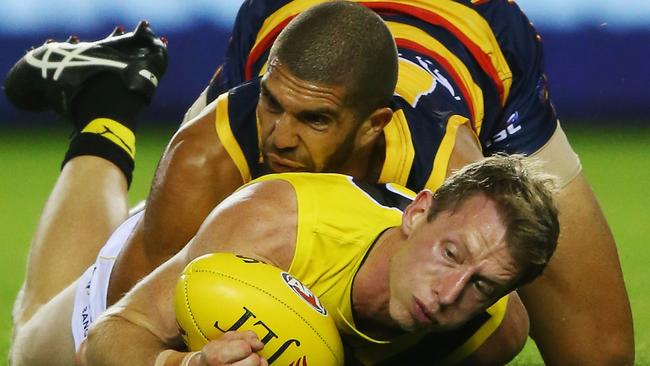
[281,273,327,316]
[395,54,460,107]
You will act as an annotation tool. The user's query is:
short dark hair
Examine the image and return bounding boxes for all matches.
[269,1,398,120]
[428,155,560,287]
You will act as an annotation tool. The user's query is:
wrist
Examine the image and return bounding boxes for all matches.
[181,352,201,366]
[154,350,200,366]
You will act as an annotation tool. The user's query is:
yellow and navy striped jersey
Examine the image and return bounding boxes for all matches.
[209,0,558,192]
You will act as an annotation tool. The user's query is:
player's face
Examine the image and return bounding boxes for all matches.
[257,60,363,173]
[389,193,519,332]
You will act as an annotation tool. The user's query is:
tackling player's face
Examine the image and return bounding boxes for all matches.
[389,193,519,332]
[257,60,363,173]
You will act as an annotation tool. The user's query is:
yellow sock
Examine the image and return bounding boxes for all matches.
[62,117,137,185]
[80,118,136,159]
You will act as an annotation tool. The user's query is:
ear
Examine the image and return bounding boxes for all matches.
[357,107,393,146]
[401,190,433,236]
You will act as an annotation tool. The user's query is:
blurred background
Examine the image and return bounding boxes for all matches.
[1,1,648,364]
[1,0,649,124]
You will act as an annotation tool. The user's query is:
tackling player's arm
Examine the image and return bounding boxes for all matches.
[82,179,298,366]
[107,100,245,304]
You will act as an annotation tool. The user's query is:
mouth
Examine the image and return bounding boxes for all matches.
[265,153,306,172]
[412,297,436,327]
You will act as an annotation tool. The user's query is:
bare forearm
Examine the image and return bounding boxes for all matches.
[83,314,268,366]
[87,249,196,365]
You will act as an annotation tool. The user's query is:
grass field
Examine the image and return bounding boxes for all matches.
[1,124,648,364]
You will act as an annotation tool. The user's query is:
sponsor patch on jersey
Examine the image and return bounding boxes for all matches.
[281,272,328,316]
[506,111,520,125]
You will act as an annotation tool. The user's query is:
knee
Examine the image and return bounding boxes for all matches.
[8,317,74,366]
[10,291,29,366]
[9,326,32,366]
[597,339,635,366]
[601,323,635,366]
[10,314,47,366]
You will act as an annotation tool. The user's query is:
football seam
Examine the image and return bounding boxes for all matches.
[183,276,210,343]
[191,269,341,363]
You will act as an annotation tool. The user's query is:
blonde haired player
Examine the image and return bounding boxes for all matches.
[80,155,559,365]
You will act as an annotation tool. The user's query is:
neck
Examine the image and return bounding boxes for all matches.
[351,226,404,339]
[340,133,385,182]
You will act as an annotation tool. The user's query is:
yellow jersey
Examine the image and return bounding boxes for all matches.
[249,173,508,365]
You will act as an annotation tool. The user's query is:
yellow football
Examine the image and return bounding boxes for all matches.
[174,252,344,365]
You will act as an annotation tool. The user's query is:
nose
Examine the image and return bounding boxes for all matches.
[271,114,299,149]
[437,269,472,306]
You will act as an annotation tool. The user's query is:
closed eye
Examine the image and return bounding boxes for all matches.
[299,112,330,129]
[444,248,456,262]
[472,277,497,298]
[441,242,462,264]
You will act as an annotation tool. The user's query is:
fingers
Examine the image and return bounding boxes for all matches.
[230,356,268,366]
[199,331,267,366]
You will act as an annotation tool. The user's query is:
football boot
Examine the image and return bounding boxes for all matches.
[4,20,168,118]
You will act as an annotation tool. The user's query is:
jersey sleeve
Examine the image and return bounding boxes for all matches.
[474,0,559,156]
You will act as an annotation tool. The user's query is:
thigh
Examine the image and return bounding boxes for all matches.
[517,123,633,363]
[11,283,77,366]
[19,157,128,322]
[519,172,634,364]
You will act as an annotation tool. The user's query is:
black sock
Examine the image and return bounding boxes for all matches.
[71,72,147,131]
[61,73,148,186]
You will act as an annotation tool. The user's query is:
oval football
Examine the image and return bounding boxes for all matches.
[174,252,344,366]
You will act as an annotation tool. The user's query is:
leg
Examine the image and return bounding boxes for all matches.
[10,155,128,366]
[7,23,168,364]
[519,172,634,365]
[516,124,634,365]
[13,156,128,325]
[11,284,78,366]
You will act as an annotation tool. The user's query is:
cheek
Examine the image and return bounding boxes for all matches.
[392,247,428,293]
[409,241,439,271]
[302,135,338,168]
[390,249,411,289]
[449,292,484,318]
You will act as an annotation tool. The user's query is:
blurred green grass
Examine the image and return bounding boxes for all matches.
[1,125,648,364]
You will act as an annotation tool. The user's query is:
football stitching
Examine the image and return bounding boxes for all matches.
[183,276,210,342]
[192,269,340,363]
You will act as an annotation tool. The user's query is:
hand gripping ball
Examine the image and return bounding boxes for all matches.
[174,252,344,365]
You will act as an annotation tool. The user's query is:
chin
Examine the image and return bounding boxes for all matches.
[397,320,418,333]
[429,320,466,333]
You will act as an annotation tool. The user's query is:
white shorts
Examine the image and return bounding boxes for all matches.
[71,210,143,350]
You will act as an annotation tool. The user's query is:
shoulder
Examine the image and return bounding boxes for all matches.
[190,177,298,270]
[163,101,244,195]
[234,178,298,215]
